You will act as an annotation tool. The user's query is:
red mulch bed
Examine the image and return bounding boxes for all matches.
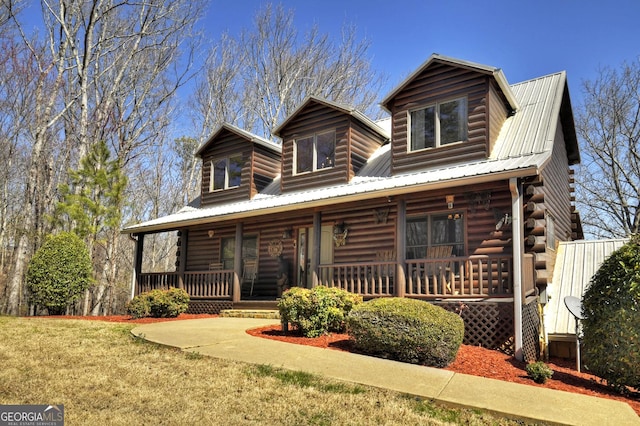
[246,324,640,416]
[46,315,639,416]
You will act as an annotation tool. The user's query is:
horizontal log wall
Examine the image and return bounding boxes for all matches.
[389,62,504,174]
[322,199,397,264]
[200,130,253,206]
[404,181,513,257]
[279,102,351,192]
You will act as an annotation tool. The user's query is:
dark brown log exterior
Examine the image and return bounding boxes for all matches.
[387,61,512,175]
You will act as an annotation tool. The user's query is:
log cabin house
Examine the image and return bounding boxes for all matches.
[122,54,582,361]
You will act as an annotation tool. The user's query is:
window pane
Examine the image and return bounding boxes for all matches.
[316,132,335,169]
[213,160,226,190]
[431,213,464,256]
[296,137,313,173]
[242,236,258,259]
[221,237,235,269]
[406,217,428,259]
[439,99,466,145]
[228,155,243,187]
[411,107,435,150]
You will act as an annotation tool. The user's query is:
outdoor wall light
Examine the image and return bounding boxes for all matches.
[446,195,455,209]
[208,230,215,238]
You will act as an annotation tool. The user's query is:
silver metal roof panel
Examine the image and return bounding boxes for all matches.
[545,238,628,339]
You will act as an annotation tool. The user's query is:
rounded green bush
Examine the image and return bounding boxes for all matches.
[346,298,464,367]
[26,232,93,315]
[127,287,190,318]
[582,235,640,393]
[277,286,362,337]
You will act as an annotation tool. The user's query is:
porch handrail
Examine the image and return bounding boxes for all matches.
[137,270,233,299]
[317,260,395,297]
[406,255,513,298]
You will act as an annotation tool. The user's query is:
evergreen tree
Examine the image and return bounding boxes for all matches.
[54,140,127,241]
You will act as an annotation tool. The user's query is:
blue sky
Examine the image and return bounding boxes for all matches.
[203,0,640,110]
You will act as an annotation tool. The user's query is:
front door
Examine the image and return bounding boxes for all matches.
[297,225,333,288]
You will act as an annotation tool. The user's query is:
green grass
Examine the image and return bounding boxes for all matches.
[0,317,531,425]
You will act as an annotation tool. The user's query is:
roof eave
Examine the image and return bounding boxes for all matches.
[380,53,519,113]
[122,166,540,235]
[195,123,281,158]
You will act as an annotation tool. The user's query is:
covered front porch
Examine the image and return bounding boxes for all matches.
[135,253,535,301]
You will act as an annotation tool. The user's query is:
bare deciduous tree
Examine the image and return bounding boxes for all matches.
[2,0,205,315]
[192,3,386,142]
[576,58,640,238]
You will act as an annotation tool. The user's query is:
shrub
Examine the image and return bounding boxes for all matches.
[26,232,93,315]
[126,295,151,319]
[581,235,640,393]
[346,298,464,367]
[525,361,553,384]
[277,286,362,337]
[127,287,190,318]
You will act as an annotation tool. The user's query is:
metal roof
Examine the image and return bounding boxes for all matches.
[545,238,628,340]
[122,72,572,235]
[272,95,390,140]
[380,53,520,113]
[195,123,282,157]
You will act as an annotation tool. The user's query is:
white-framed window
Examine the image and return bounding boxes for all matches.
[406,212,465,259]
[294,130,335,174]
[210,154,243,191]
[409,97,467,151]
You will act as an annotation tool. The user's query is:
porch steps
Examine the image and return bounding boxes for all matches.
[220,309,280,320]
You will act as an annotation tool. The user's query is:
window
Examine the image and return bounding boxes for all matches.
[410,98,467,151]
[406,213,465,259]
[210,154,243,191]
[294,131,335,174]
[220,236,258,270]
[546,213,556,250]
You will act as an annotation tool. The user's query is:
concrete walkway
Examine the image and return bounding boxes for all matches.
[131,318,639,426]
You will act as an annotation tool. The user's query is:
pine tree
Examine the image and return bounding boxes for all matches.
[53,140,127,314]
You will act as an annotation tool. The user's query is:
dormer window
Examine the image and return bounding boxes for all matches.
[294,130,335,174]
[210,154,243,191]
[409,97,467,151]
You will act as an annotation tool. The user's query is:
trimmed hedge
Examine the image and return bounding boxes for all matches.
[346,298,464,367]
[26,232,93,315]
[277,286,362,337]
[582,235,640,393]
[127,287,190,319]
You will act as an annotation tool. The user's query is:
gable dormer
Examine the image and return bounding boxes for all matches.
[196,123,281,206]
[273,97,389,193]
[381,54,519,174]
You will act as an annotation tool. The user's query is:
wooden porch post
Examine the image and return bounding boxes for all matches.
[395,199,406,297]
[311,212,321,287]
[233,223,242,303]
[130,233,144,300]
[177,229,188,289]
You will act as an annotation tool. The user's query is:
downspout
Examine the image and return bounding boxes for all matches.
[510,177,524,361]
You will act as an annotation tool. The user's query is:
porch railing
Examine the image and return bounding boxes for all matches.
[137,270,234,299]
[317,261,396,297]
[138,255,517,300]
[318,255,514,299]
[406,255,513,298]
